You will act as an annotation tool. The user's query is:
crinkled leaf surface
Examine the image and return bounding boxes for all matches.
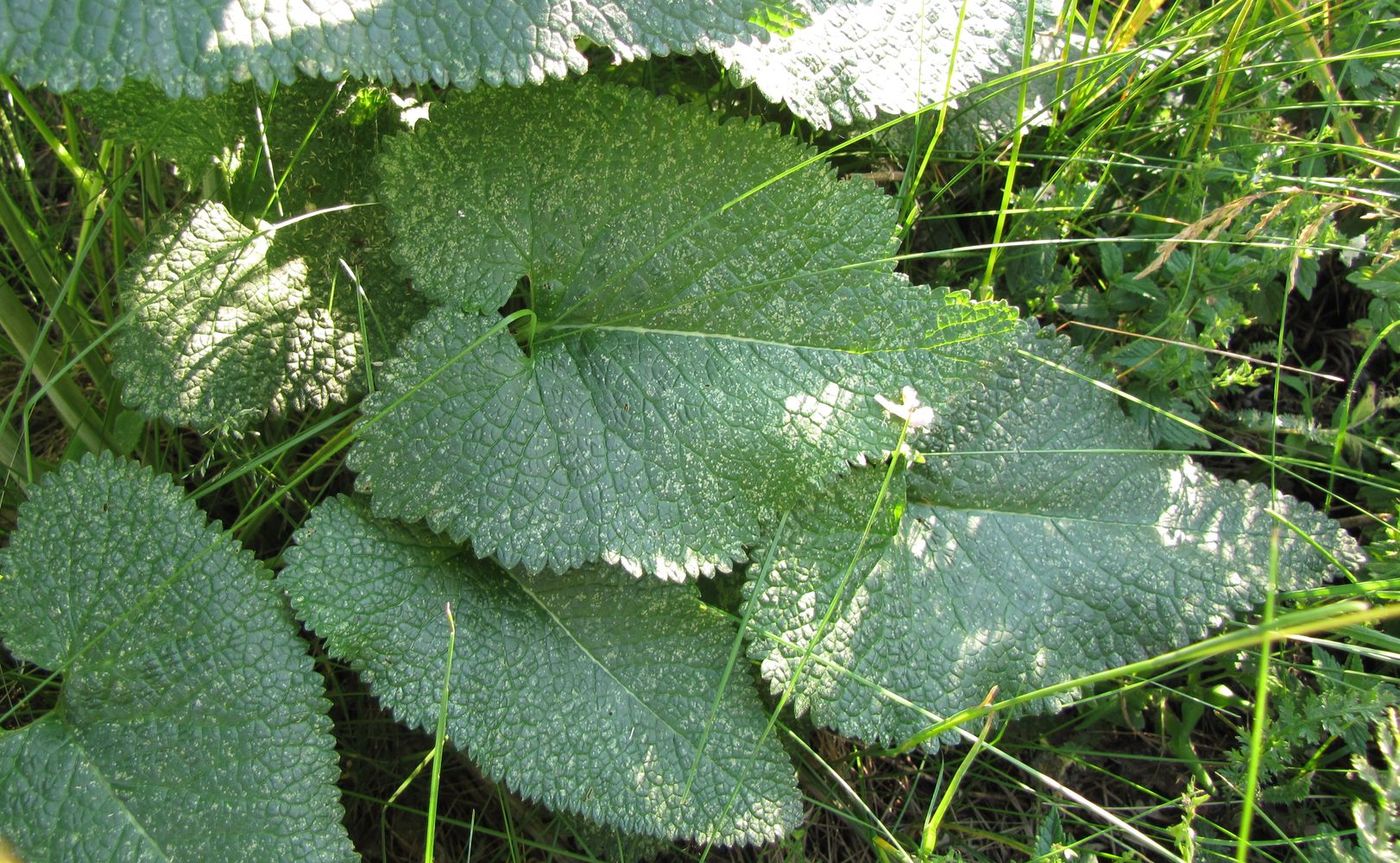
[0,453,351,861]
[112,81,425,430]
[282,496,801,845]
[0,0,797,96]
[710,0,1064,129]
[914,28,1080,152]
[747,326,1365,747]
[116,200,320,428]
[352,82,1016,579]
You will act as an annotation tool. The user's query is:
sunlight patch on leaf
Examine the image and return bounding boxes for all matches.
[747,325,1365,747]
[0,0,801,95]
[115,201,358,429]
[106,80,426,431]
[709,0,1065,129]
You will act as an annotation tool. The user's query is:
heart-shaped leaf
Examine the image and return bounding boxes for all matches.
[352,82,1017,578]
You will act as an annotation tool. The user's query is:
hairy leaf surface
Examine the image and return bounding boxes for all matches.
[710,0,1063,129]
[282,496,801,845]
[748,327,1365,746]
[110,81,425,430]
[0,0,796,96]
[0,453,351,861]
[352,82,1016,578]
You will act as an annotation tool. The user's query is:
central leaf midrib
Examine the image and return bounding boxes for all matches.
[54,718,175,863]
[508,575,752,795]
[537,322,992,357]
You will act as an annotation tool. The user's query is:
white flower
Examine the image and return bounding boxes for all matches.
[874,386,935,429]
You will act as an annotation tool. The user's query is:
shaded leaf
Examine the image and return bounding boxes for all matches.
[352,82,1016,578]
[282,496,802,845]
[0,453,351,862]
[747,325,1365,746]
[75,81,251,182]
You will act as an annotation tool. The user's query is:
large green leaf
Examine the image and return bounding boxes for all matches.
[109,81,426,430]
[0,453,352,861]
[0,0,796,96]
[351,82,1017,579]
[747,326,1365,746]
[281,496,801,845]
[710,0,1065,129]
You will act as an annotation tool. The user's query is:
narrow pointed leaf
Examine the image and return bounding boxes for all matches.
[0,453,352,862]
[352,82,1016,578]
[748,326,1365,747]
[710,0,1065,129]
[282,496,802,845]
[0,0,798,96]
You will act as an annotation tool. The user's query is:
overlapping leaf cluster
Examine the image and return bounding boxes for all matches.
[0,0,1372,858]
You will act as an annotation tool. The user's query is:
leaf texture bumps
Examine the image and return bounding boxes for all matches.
[115,200,333,428]
[710,0,1065,129]
[282,496,802,845]
[352,82,1016,578]
[109,81,425,430]
[747,326,1366,747]
[0,453,352,862]
[0,0,794,95]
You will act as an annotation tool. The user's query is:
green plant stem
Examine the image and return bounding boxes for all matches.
[682,510,789,808]
[0,420,29,494]
[1325,318,1400,511]
[0,75,103,201]
[885,600,1386,753]
[424,602,456,863]
[894,0,975,243]
[702,416,915,862]
[1234,532,1280,863]
[1107,0,1167,52]
[1266,0,1365,148]
[379,751,435,856]
[778,728,914,862]
[947,724,1183,862]
[978,0,1039,299]
[1191,0,1264,156]
[921,692,998,856]
[0,182,117,398]
[0,275,108,453]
